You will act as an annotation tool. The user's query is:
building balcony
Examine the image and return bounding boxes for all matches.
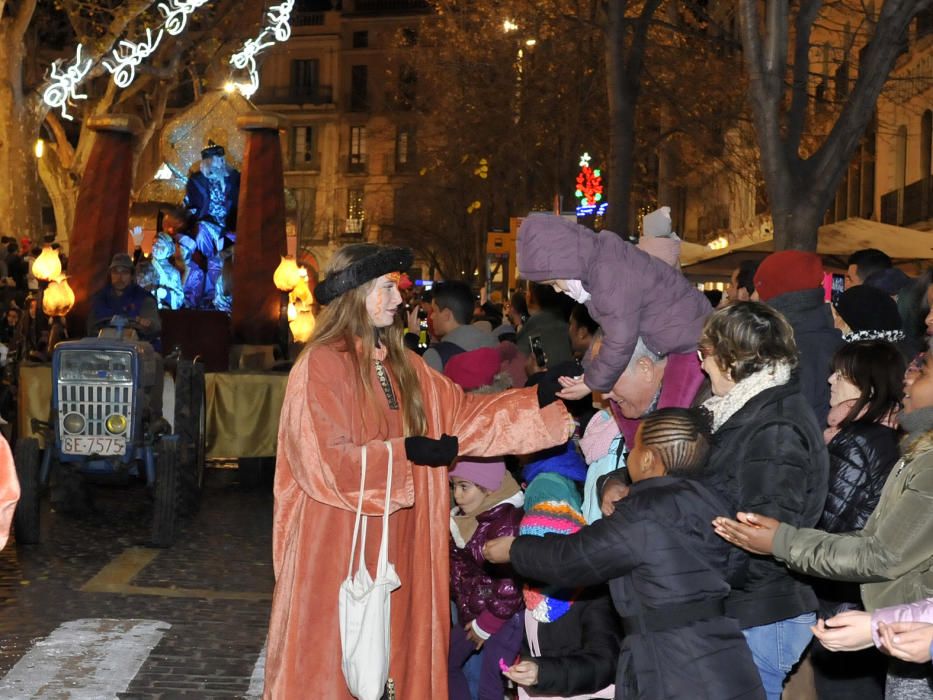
[349,0,430,14]
[346,154,368,174]
[252,85,334,106]
[881,177,932,227]
[290,152,322,172]
[293,11,326,26]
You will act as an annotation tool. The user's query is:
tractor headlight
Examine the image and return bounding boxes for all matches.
[105,414,128,435]
[62,412,86,434]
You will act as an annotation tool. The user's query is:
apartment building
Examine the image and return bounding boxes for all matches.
[253,0,428,271]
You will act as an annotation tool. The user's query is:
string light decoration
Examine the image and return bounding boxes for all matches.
[229,0,295,98]
[42,0,212,120]
[42,44,94,121]
[102,28,165,89]
[575,152,608,217]
[158,0,211,36]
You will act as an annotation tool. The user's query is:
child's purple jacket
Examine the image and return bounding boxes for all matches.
[518,214,712,391]
[872,597,933,657]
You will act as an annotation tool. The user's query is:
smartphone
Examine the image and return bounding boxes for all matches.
[830,273,845,306]
[529,335,547,368]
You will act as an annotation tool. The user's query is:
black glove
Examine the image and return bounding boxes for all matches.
[405,434,458,466]
[534,360,584,408]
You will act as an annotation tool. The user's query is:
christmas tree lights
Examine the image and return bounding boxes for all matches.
[574,153,608,216]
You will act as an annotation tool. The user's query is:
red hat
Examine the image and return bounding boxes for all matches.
[444,347,502,391]
[754,251,824,302]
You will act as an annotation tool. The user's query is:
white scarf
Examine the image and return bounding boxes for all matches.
[564,280,591,304]
[702,361,793,432]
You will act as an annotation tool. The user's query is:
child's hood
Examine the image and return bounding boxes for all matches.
[517,214,599,283]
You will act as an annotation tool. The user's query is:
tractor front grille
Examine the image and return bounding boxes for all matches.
[58,382,135,440]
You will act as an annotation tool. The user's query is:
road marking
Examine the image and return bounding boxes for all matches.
[0,618,169,699]
[245,640,266,698]
[82,547,271,601]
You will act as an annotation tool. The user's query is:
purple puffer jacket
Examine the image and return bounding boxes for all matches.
[450,501,524,636]
[872,597,933,652]
[518,214,711,392]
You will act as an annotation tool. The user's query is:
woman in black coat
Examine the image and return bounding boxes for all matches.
[485,408,764,700]
[809,339,904,699]
[697,302,829,700]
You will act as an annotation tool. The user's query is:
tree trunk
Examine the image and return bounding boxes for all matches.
[0,32,42,240]
[604,2,633,234]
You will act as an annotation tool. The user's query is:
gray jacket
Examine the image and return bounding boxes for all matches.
[423,323,498,372]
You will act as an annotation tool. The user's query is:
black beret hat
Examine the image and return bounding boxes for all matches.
[834,284,901,333]
[314,246,414,305]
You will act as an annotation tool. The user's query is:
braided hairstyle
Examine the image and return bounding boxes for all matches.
[639,407,713,477]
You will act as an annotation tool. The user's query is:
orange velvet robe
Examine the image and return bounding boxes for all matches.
[264,343,572,699]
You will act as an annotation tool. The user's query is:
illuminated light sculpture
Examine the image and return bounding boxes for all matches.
[230,0,295,98]
[574,152,608,217]
[273,255,302,292]
[42,44,93,121]
[289,308,315,343]
[32,246,63,282]
[43,277,76,317]
[103,28,165,88]
[158,0,211,36]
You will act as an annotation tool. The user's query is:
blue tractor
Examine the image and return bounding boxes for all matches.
[13,321,205,547]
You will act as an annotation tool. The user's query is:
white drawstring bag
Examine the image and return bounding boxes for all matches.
[339,441,401,700]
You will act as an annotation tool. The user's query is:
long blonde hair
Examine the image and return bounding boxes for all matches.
[309,244,427,436]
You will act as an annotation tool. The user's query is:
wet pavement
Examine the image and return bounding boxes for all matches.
[0,465,274,698]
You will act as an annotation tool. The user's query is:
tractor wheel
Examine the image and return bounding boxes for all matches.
[151,436,180,548]
[174,360,206,515]
[13,438,40,545]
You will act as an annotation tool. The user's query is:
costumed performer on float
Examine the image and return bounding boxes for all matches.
[183,142,240,308]
[264,243,574,699]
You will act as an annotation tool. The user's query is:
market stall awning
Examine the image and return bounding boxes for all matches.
[681,217,933,270]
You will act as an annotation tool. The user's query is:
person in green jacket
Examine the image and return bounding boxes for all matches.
[713,342,933,698]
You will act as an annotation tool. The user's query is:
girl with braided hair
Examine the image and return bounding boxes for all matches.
[484,408,764,699]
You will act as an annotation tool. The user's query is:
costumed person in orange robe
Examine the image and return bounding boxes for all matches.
[265,244,574,699]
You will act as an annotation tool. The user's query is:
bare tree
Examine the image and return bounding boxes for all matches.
[738,0,932,250]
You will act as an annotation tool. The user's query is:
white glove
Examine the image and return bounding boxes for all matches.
[130,226,144,247]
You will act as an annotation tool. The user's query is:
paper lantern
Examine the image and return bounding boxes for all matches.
[43,277,75,317]
[290,278,313,308]
[287,301,297,321]
[273,255,302,292]
[32,246,62,282]
[289,309,315,343]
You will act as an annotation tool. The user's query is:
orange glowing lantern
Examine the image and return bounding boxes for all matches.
[289,278,314,308]
[289,309,316,343]
[43,277,75,317]
[32,245,62,282]
[273,255,302,292]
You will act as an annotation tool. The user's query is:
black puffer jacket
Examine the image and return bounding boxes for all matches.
[524,587,620,697]
[703,376,829,629]
[767,289,843,428]
[814,421,899,611]
[511,476,764,700]
[819,422,900,534]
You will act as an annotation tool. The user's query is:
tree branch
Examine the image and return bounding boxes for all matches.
[12,0,38,43]
[43,111,75,170]
[786,0,823,160]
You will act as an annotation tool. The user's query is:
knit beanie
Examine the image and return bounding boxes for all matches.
[444,347,502,391]
[834,285,902,333]
[449,458,506,492]
[754,250,824,302]
[520,472,587,622]
[638,206,681,267]
[522,441,588,484]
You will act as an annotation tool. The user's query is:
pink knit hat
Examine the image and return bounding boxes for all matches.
[449,458,506,492]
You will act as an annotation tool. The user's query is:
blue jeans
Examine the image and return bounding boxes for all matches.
[743,612,816,700]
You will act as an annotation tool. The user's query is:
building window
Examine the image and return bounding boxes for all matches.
[293,126,316,169]
[291,59,319,101]
[398,65,417,109]
[396,126,416,171]
[353,31,369,48]
[349,126,367,173]
[347,188,365,234]
[295,187,317,246]
[350,65,368,111]
[401,27,418,46]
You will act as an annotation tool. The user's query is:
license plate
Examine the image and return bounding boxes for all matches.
[62,436,126,456]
